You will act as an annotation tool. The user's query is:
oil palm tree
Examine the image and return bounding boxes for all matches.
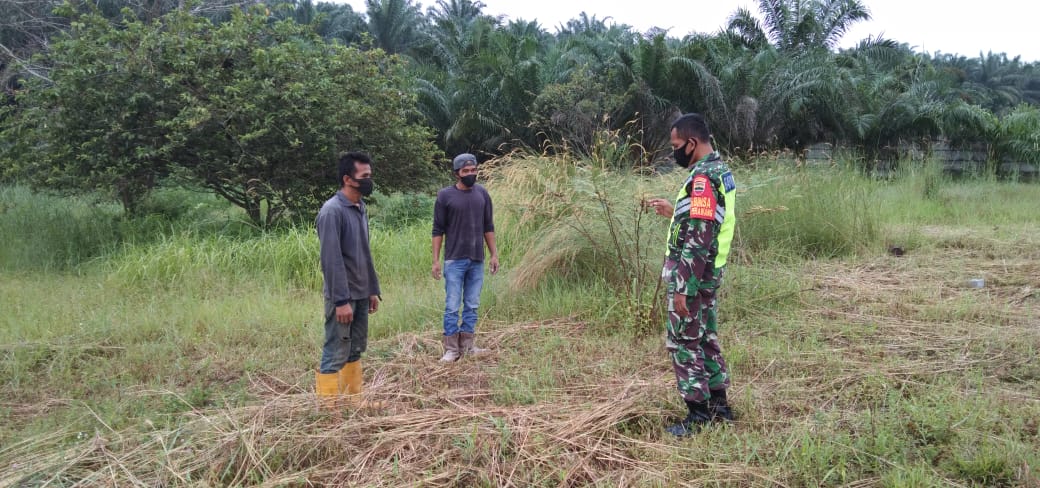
[415,15,547,155]
[364,0,424,54]
[726,0,871,53]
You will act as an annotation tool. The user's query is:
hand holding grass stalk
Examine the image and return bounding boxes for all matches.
[645,198,673,217]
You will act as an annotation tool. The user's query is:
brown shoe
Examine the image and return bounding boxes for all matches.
[459,332,489,356]
[439,334,461,362]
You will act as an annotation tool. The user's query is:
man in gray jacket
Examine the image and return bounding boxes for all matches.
[315,151,381,407]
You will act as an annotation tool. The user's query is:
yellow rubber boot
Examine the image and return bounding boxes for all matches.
[315,370,340,410]
[340,360,384,409]
[339,361,361,395]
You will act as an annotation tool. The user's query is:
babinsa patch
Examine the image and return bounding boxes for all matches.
[689,174,716,220]
[693,177,707,194]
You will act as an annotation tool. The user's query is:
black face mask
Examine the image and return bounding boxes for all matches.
[673,140,695,168]
[355,178,374,197]
[460,174,477,188]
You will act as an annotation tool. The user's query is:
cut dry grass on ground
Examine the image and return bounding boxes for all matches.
[3,227,1038,486]
[0,319,778,487]
[801,232,1040,404]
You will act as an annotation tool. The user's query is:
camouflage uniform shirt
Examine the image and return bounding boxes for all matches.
[662,152,734,294]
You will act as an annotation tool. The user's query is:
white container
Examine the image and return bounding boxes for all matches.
[968,278,985,288]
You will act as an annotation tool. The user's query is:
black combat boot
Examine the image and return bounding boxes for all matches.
[665,400,713,437]
[708,389,734,422]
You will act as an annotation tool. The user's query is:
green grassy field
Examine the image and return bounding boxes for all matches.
[1,158,1038,487]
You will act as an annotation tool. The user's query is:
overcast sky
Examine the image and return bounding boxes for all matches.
[335,0,1038,61]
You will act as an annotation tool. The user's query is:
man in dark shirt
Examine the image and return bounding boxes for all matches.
[315,151,381,408]
[432,153,499,362]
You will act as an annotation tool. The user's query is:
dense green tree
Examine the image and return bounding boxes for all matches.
[414,7,549,156]
[531,68,624,155]
[0,7,184,212]
[168,8,438,226]
[608,33,682,155]
[1,5,438,224]
[427,0,490,30]
[2,0,244,95]
[929,51,1038,114]
[711,0,883,151]
[313,2,367,44]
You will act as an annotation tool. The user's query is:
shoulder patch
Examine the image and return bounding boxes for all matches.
[721,171,736,193]
[689,174,716,221]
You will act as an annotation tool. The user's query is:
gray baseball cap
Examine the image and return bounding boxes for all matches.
[452,153,477,171]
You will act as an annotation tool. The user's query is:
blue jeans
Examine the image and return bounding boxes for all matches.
[443,258,484,336]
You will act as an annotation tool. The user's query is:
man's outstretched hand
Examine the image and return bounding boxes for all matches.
[646,198,673,217]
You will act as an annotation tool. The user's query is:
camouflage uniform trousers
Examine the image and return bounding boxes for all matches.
[665,287,730,403]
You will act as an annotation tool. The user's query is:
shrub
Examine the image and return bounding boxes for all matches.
[369,192,436,230]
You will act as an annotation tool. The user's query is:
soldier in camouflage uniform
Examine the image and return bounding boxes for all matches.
[647,113,737,437]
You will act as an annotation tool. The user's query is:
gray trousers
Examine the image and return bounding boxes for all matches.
[319,298,368,373]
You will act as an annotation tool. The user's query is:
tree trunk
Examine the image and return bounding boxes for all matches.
[245,197,262,228]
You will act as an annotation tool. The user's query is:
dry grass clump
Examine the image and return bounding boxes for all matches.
[487,153,669,333]
[0,319,776,487]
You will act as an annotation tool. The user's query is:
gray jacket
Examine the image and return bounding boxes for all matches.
[316,191,380,306]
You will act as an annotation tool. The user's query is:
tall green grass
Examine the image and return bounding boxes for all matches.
[4,156,1028,337]
[1,158,1032,333]
[735,164,882,258]
[0,186,124,271]
[0,185,251,272]
[102,229,321,293]
[368,191,436,229]
[881,160,1040,226]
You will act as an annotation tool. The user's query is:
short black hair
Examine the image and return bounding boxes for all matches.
[671,113,711,143]
[337,151,372,184]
